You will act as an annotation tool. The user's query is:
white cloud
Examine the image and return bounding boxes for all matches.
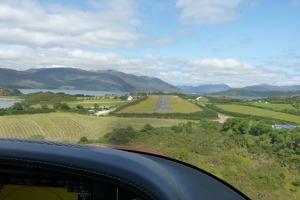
[175,0,243,25]
[176,58,284,87]
[0,0,141,49]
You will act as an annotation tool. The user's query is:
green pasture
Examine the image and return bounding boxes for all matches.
[0,113,189,142]
[217,104,300,124]
[168,95,203,113]
[117,95,159,113]
[252,103,294,110]
[118,95,203,113]
[66,100,127,108]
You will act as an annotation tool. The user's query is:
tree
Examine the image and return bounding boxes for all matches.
[120,95,129,101]
[249,122,272,136]
[76,105,84,109]
[11,102,24,110]
[60,103,70,110]
[53,102,70,110]
[108,126,136,145]
[94,103,99,109]
[222,118,249,135]
[53,102,62,110]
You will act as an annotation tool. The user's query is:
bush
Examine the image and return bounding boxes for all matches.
[249,122,273,136]
[141,124,153,132]
[222,118,249,135]
[292,179,300,187]
[108,126,137,145]
[79,136,89,144]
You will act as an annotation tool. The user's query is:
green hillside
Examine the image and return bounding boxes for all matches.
[0,67,182,92]
[98,120,300,200]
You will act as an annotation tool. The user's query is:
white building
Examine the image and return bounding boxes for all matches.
[127,96,133,101]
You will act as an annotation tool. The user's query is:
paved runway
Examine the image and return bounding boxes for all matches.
[154,95,173,111]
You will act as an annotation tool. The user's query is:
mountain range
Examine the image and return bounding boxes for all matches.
[180,84,231,94]
[0,68,181,93]
[211,84,300,97]
[2,67,300,97]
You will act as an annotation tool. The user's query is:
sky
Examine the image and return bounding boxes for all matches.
[0,0,299,87]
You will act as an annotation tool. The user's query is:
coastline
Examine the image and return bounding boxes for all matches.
[0,98,23,101]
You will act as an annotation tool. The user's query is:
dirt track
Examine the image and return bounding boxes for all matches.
[214,114,230,123]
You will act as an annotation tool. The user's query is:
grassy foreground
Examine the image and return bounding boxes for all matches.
[121,121,300,200]
[0,113,190,142]
[218,104,300,124]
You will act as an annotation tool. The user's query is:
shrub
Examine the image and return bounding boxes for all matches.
[79,136,89,143]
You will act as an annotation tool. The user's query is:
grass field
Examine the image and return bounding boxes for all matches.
[168,96,203,113]
[0,113,189,142]
[252,103,295,110]
[118,95,203,113]
[66,100,127,108]
[217,104,300,124]
[117,95,159,113]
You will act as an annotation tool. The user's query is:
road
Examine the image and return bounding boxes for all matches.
[95,109,115,116]
[154,95,173,111]
[214,114,230,123]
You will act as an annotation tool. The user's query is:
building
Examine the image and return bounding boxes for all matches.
[127,96,133,101]
[196,96,202,101]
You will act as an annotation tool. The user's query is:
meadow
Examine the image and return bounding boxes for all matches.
[66,99,127,108]
[252,102,294,110]
[0,113,189,142]
[118,95,203,113]
[217,104,300,124]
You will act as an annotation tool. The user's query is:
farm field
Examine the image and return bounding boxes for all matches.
[0,113,190,142]
[252,103,294,110]
[218,104,300,124]
[118,95,203,113]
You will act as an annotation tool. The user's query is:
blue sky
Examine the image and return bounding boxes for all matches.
[0,0,299,87]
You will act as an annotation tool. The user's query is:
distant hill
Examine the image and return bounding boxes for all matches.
[180,84,231,94]
[0,68,182,93]
[0,88,23,96]
[211,84,300,97]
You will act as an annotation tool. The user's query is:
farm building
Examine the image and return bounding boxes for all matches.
[196,96,202,101]
[127,96,133,101]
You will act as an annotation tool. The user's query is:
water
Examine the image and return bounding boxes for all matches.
[19,89,128,96]
[207,94,264,100]
[0,100,20,108]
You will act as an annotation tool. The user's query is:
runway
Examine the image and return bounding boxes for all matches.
[153,95,173,111]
